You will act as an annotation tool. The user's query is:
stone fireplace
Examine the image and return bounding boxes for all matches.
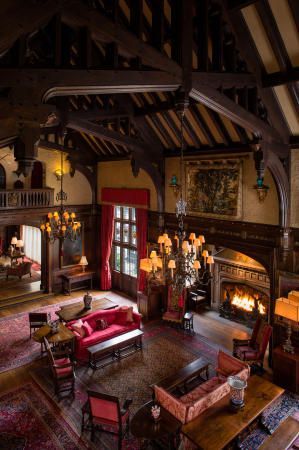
[211,249,270,328]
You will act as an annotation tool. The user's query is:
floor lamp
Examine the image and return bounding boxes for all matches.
[275,291,299,354]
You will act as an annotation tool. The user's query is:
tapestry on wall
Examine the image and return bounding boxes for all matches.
[186,159,242,220]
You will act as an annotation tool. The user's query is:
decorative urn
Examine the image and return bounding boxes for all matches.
[83,291,93,310]
[227,376,247,410]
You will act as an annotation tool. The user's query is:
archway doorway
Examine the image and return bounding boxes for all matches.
[31,161,43,189]
[0,164,6,189]
[0,224,42,304]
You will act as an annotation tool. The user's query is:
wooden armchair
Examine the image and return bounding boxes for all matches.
[233,317,272,369]
[29,312,51,339]
[44,337,75,399]
[81,390,132,449]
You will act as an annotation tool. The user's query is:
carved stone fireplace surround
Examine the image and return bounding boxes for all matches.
[211,249,270,325]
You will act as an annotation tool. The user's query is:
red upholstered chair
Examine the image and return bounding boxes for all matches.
[81,390,132,449]
[6,261,32,279]
[44,337,75,399]
[162,286,186,326]
[233,318,272,370]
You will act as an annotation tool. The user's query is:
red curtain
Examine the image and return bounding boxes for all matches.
[100,205,114,290]
[102,188,150,208]
[136,208,148,292]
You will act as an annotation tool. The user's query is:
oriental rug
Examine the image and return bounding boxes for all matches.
[0,294,117,372]
[0,381,88,450]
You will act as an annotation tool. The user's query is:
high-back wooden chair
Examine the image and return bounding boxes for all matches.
[162,286,186,326]
[29,312,51,338]
[233,317,272,370]
[81,390,132,449]
[44,337,75,399]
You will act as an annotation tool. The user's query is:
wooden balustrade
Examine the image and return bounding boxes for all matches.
[0,189,54,209]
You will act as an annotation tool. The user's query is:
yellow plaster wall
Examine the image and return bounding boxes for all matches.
[97,160,158,211]
[165,154,279,225]
[0,146,92,205]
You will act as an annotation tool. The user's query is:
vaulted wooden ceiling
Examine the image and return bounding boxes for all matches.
[0,0,297,163]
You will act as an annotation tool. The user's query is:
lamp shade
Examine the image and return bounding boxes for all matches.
[79,256,88,266]
[198,235,205,244]
[11,237,18,245]
[139,258,153,272]
[168,259,176,269]
[16,240,24,248]
[275,295,299,322]
[193,260,201,269]
[202,250,209,258]
[150,250,157,259]
[164,238,172,247]
[189,233,196,241]
[207,255,214,265]
[158,235,165,244]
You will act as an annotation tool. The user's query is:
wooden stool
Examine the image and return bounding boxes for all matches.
[183,312,194,334]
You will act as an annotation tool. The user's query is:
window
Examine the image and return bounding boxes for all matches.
[112,206,137,278]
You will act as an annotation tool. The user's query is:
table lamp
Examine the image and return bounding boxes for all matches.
[16,240,24,252]
[275,291,299,354]
[79,255,88,272]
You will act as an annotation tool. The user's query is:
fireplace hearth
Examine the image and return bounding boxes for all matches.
[220,283,268,327]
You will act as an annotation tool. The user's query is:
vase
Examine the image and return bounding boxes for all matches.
[227,376,247,409]
[83,292,92,309]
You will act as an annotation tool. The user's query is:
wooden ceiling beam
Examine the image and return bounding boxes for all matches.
[66,118,150,154]
[190,84,286,154]
[0,0,68,55]
[164,142,253,157]
[262,68,299,88]
[220,5,290,143]
[62,3,181,77]
[192,71,256,89]
[226,0,259,11]
[67,108,130,122]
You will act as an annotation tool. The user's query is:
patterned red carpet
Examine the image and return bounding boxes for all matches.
[0,382,88,450]
[0,296,111,372]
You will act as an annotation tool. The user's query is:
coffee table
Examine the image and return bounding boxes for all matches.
[131,400,181,450]
[88,329,143,370]
[55,297,118,322]
[151,357,210,395]
[182,375,284,450]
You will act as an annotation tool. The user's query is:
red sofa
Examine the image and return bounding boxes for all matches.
[67,308,141,361]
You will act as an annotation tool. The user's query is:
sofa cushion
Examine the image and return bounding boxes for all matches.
[119,305,134,323]
[80,324,128,347]
[95,318,109,330]
[71,319,85,337]
[218,350,248,376]
[115,310,128,325]
[82,321,94,337]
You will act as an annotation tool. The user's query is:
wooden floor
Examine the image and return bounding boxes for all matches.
[0,280,41,302]
[0,289,270,397]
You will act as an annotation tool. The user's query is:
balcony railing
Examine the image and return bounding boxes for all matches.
[0,189,54,209]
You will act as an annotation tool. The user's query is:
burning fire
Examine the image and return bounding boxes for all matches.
[231,289,266,315]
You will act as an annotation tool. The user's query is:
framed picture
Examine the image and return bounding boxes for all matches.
[60,224,84,268]
[277,270,299,298]
[185,159,243,220]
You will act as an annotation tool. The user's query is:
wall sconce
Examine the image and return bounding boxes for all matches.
[54,169,64,181]
[253,178,269,203]
[169,174,180,197]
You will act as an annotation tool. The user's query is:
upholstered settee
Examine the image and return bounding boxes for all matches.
[67,307,141,361]
[154,351,250,425]
[6,262,32,280]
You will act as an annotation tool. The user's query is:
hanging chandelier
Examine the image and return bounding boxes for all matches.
[40,151,81,242]
[140,101,214,295]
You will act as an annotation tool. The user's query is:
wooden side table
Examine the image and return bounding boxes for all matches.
[130,401,181,450]
[273,346,299,394]
[183,312,194,334]
[33,323,75,354]
[61,270,95,294]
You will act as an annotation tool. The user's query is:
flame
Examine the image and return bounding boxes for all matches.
[231,288,266,315]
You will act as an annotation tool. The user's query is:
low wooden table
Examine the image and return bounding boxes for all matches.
[130,400,181,450]
[61,270,96,294]
[88,329,143,370]
[33,323,75,352]
[151,357,210,395]
[56,297,118,322]
[182,375,284,450]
